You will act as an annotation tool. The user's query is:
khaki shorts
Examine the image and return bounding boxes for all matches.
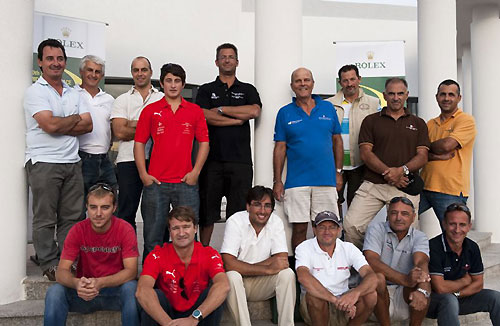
[284,186,339,223]
[300,293,349,326]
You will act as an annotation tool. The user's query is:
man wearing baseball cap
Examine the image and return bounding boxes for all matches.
[295,211,378,325]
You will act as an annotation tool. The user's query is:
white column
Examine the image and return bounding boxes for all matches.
[471,4,500,241]
[418,0,457,121]
[417,0,457,238]
[0,0,33,304]
[254,0,302,254]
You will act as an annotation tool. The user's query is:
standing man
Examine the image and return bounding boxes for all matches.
[196,43,262,246]
[344,78,430,250]
[136,206,230,325]
[111,56,163,230]
[24,39,92,280]
[427,203,500,325]
[327,64,380,207]
[295,211,378,326]
[273,67,343,252]
[134,63,209,259]
[363,197,431,325]
[221,186,296,326]
[420,80,476,226]
[44,184,139,326]
[76,55,117,214]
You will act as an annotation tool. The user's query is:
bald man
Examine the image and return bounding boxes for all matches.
[273,67,343,253]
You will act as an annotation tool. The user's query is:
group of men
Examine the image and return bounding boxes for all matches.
[26,37,498,325]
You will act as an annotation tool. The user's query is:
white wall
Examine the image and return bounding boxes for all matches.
[35,0,418,96]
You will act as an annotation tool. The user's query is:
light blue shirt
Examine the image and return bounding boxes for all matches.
[24,76,87,164]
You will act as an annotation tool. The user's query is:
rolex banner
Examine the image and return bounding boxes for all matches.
[335,40,406,108]
[32,12,106,86]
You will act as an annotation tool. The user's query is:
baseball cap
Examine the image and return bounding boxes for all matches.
[314,211,341,227]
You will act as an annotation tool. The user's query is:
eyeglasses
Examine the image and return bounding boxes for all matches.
[179,277,188,300]
[250,202,273,211]
[88,183,114,193]
[389,196,414,209]
[218,55,237,61]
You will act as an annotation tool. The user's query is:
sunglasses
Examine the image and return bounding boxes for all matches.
[180,277,188,300]
[445,202,470,214]
[389,196,414,209]
[88,183,114,193]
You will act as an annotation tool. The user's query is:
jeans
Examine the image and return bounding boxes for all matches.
[140,287,223,326]
[141,182,199,259]
[419,190,467,229]
[426,289,500,326]
[44,280,139,326]
[116,161,147,231]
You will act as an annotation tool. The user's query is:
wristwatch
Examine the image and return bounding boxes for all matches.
[416,287,430,298]
[192,309,203,321]
[402,165,410,176]
[454,291,461,298]
[336,168,343,174]
[217,106,224,115]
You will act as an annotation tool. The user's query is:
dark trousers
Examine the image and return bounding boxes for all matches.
[116,161,147,231]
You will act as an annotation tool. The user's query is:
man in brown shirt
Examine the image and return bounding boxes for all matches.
[343,78,430,250]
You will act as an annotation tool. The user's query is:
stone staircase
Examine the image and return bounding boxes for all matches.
[0,227,498,325]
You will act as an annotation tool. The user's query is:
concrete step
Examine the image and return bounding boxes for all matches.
[469,230,492,250]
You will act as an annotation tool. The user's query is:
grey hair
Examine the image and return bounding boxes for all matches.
[80,55,106,75]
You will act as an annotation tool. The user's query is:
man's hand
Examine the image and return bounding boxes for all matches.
[140,173,161,186]
[409,290,428,311]
[127,120,138,128]
[182,171,199,186]
[76,277,99,301]
[273,181,284,201]
[406,267,430,288]
[336,290,360,313]
[346,305,357,319]
[336,172,344,192]
[268,255,289,274]
[382,167,404,185]
[167,316,198,326]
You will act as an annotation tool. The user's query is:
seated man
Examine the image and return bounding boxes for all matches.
[427,203,500,325]
[221,185,296,326]
[136,206,229,325]
[363,197,431,325]
[296,211,377,326]
[44,183,139,326]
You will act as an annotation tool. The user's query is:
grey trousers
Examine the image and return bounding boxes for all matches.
[26,160,84,271]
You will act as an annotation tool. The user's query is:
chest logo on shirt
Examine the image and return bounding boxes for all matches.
[359,103,370,110]
[444,267,451,272]
[312,267,324,272]
[165,269,176,278]
[318,115,332,121]
[463,264,470,271]
[337,266,349,270]
[211,254,220,260]
[211,93,219,100]
[288,119,303,125]
[156,122,165,135]
[154,111,162,117]
[406,124,418,131]
[231,92,245,99]
[182,122,192,135]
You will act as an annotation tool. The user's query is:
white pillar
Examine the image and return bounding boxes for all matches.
[254,0,302,254]
[0,0,33,304]
[471,4,500,241]
[417,0,457,238]
[417,0,457,121]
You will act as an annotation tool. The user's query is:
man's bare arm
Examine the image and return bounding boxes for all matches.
[364,250,410,286]
[134,141,160,186]
[296,266,338,304]
[360,143,389,175]
[93,257,137,290]
[194,272,230,319]
[182,141,209,185]
[430,273,472,294]
[458,274,483,297]
[112,118,137,141]
[405,147,428,172]
[202,109,244,127]
[430,137,460,155]
[136,275,172,325]
[66,112,93,136]
[272,141,287,201]
[33,110,81,135]
[222,252,289,276]
[211,104,261,121]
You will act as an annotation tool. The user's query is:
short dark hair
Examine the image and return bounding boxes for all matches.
[385,77,408,89]
[246,186,275,210]
[86,183,117,206]
[444,203,471,223]
[160,63,186,85]
[131,56,152,70]
[37,38,67,62]
[338,64,360,80]
[168,206,196,226]
[216,43,238,60]
[437,79,461,95]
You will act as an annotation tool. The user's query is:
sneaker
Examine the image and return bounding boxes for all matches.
[43,265,57,281]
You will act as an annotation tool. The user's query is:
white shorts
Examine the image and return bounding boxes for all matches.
[284,186,339,223]
[388,285,410,321]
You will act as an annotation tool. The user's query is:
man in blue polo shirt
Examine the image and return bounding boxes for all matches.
[273,67,343,253]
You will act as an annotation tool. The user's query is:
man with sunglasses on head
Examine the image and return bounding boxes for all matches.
[363,197,431,325]
[220,186,296,326]
[427,203,500,325]
[137,206,230,326]
[195,43,262,247]
[44,183,140,326]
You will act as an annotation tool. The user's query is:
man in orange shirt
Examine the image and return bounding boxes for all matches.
[419,80,476,228]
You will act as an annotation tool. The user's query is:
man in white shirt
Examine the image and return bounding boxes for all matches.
[296,211,377,326]
[110,57,163,230]
[76,55,117,216]
[221,186,296,326]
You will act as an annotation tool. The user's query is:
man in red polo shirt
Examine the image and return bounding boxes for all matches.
[136,206,229,325]
[134,63,209,259]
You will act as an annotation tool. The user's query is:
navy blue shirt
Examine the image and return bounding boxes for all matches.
[429,234,483,281]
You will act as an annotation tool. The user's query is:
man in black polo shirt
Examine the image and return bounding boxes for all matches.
[344,78,430,250]
[195,43,262,246]
[427,203,500,325]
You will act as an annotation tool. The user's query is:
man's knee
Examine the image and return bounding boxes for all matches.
[436,293,459,314]
[361,290,378,310]
[277,268,296,285]
[226,271,244,286]
[45,283,67,305]
[375,273,387,294]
